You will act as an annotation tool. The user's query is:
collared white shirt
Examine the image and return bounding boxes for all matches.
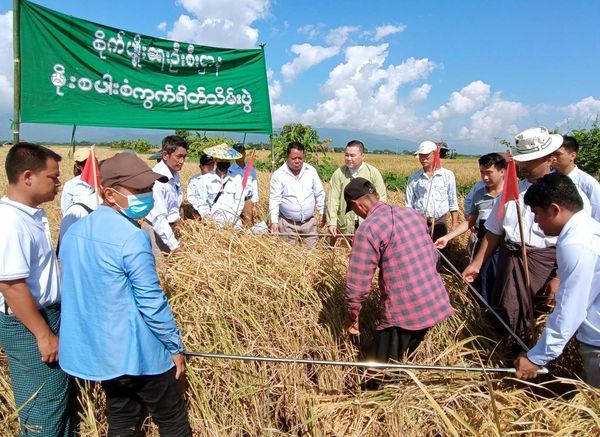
[527,211,600,365]
[269,162,325,223]
[146,161,183,250]
[229,162,259,203]
[0,196,61,311]
[485,179,592,248]
[568,166,600,222]
[60,175,95,215]
[187,172,248,228]
[405,167,458,220]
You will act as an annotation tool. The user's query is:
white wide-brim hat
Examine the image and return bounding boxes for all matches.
[414,140,438,155]
[512,127,563,162]
[203,143,242,160]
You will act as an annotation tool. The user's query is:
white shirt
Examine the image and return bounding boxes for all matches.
[0,197,61,311]
[229,162,259,203]
[349,163,364,178]
[486,179,591,248]
[528,211,600,365]
[59,192,99,243]
[60,175,95,215]
[405,167,458,220]
[146,161,183,250]
[187,172,248,228]
[269,162,325,223]
[568,166,600,222]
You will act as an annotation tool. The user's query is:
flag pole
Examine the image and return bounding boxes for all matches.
[12,0,21,144]
[90,145,100,206]
[69,125,77,158]
[515,201,531,291]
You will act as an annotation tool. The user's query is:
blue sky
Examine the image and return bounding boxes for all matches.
[1,0,599,153]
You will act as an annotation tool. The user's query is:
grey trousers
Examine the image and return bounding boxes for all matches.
[278,216,318,248]
[580,343,600,388]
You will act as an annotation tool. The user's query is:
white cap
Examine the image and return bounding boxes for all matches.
[415,140,437,155]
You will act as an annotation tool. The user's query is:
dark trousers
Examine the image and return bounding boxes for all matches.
[365,326,429,389]
[101,367,191,437]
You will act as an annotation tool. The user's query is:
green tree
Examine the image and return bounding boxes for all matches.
[571,124,600,178]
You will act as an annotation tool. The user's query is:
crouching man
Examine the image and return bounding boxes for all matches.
[514,173,600,387]
[58,153,192,435]
[343,178,453,365]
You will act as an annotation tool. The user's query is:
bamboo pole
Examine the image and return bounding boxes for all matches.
[12,0,21,144]
[515,201,531,291]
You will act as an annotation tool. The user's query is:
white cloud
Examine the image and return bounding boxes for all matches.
[373,24,406,41]
[266,68,281,101]
[563,96,600,124]
[427,80,491,121]
[325,25,360,46]
[271,103,300,126]
[300,44,438,138]
[457,99,529,144]
[157,21,167,32]
[409,83,432,102]
[280,43,340,83]
[0,11,13,113]
[167,0,270,48]
[298,23,325,40]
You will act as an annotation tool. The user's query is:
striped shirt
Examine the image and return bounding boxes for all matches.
[345,202,454,330]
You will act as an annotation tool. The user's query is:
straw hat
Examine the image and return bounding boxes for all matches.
[203,143,242,160]
[73,148,90,162]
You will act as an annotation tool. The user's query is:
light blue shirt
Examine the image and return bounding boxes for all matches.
[229,162,259,203]
[527,210,600,366]
[58,205,184,380]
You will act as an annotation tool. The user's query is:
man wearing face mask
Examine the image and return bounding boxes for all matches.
[187,150,249,228]
[58,153,191,436]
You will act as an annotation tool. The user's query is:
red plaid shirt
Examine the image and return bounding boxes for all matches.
[345,202,453,330]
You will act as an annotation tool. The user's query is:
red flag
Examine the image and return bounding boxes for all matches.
[495,157,520,219]
[241,149,256,189]
[432,144,442,172]
[80,147,101,193]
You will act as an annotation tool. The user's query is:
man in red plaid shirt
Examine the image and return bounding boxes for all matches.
[344,178,454,363]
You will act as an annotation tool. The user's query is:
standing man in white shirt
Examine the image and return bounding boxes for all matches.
[0,143,72,436]
[463,127,591,344]
[405,140,459,242]
[144,135,188,259]
[269,142,326,248]
[552,135,600,222]
[60,147,95,215]
[514,173,600,387]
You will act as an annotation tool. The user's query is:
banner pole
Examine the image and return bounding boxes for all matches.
[270,134,274,171]
[69,125,77,158]
[12,0,21,144]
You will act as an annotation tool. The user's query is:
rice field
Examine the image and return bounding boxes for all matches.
[1,145,599,436]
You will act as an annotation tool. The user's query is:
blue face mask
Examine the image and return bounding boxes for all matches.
[113,190,154,219]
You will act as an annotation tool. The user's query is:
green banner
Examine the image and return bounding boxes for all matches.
[19,0,272,134]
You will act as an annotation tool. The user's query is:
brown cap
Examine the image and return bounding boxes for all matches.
[100,153,168,189]
[344,177,377,213]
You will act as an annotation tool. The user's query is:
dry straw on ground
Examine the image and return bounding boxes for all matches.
[0,146,599,436]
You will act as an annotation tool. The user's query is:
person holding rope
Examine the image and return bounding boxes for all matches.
[326,140,387,236]
[514,173,600,387]
[58,152,191,436]
[435,153,507,301]
[0,143,73,436]
[269,142,326,248]
[405,140,459,244]
[463,127,591,345]
[343,178,453,371]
